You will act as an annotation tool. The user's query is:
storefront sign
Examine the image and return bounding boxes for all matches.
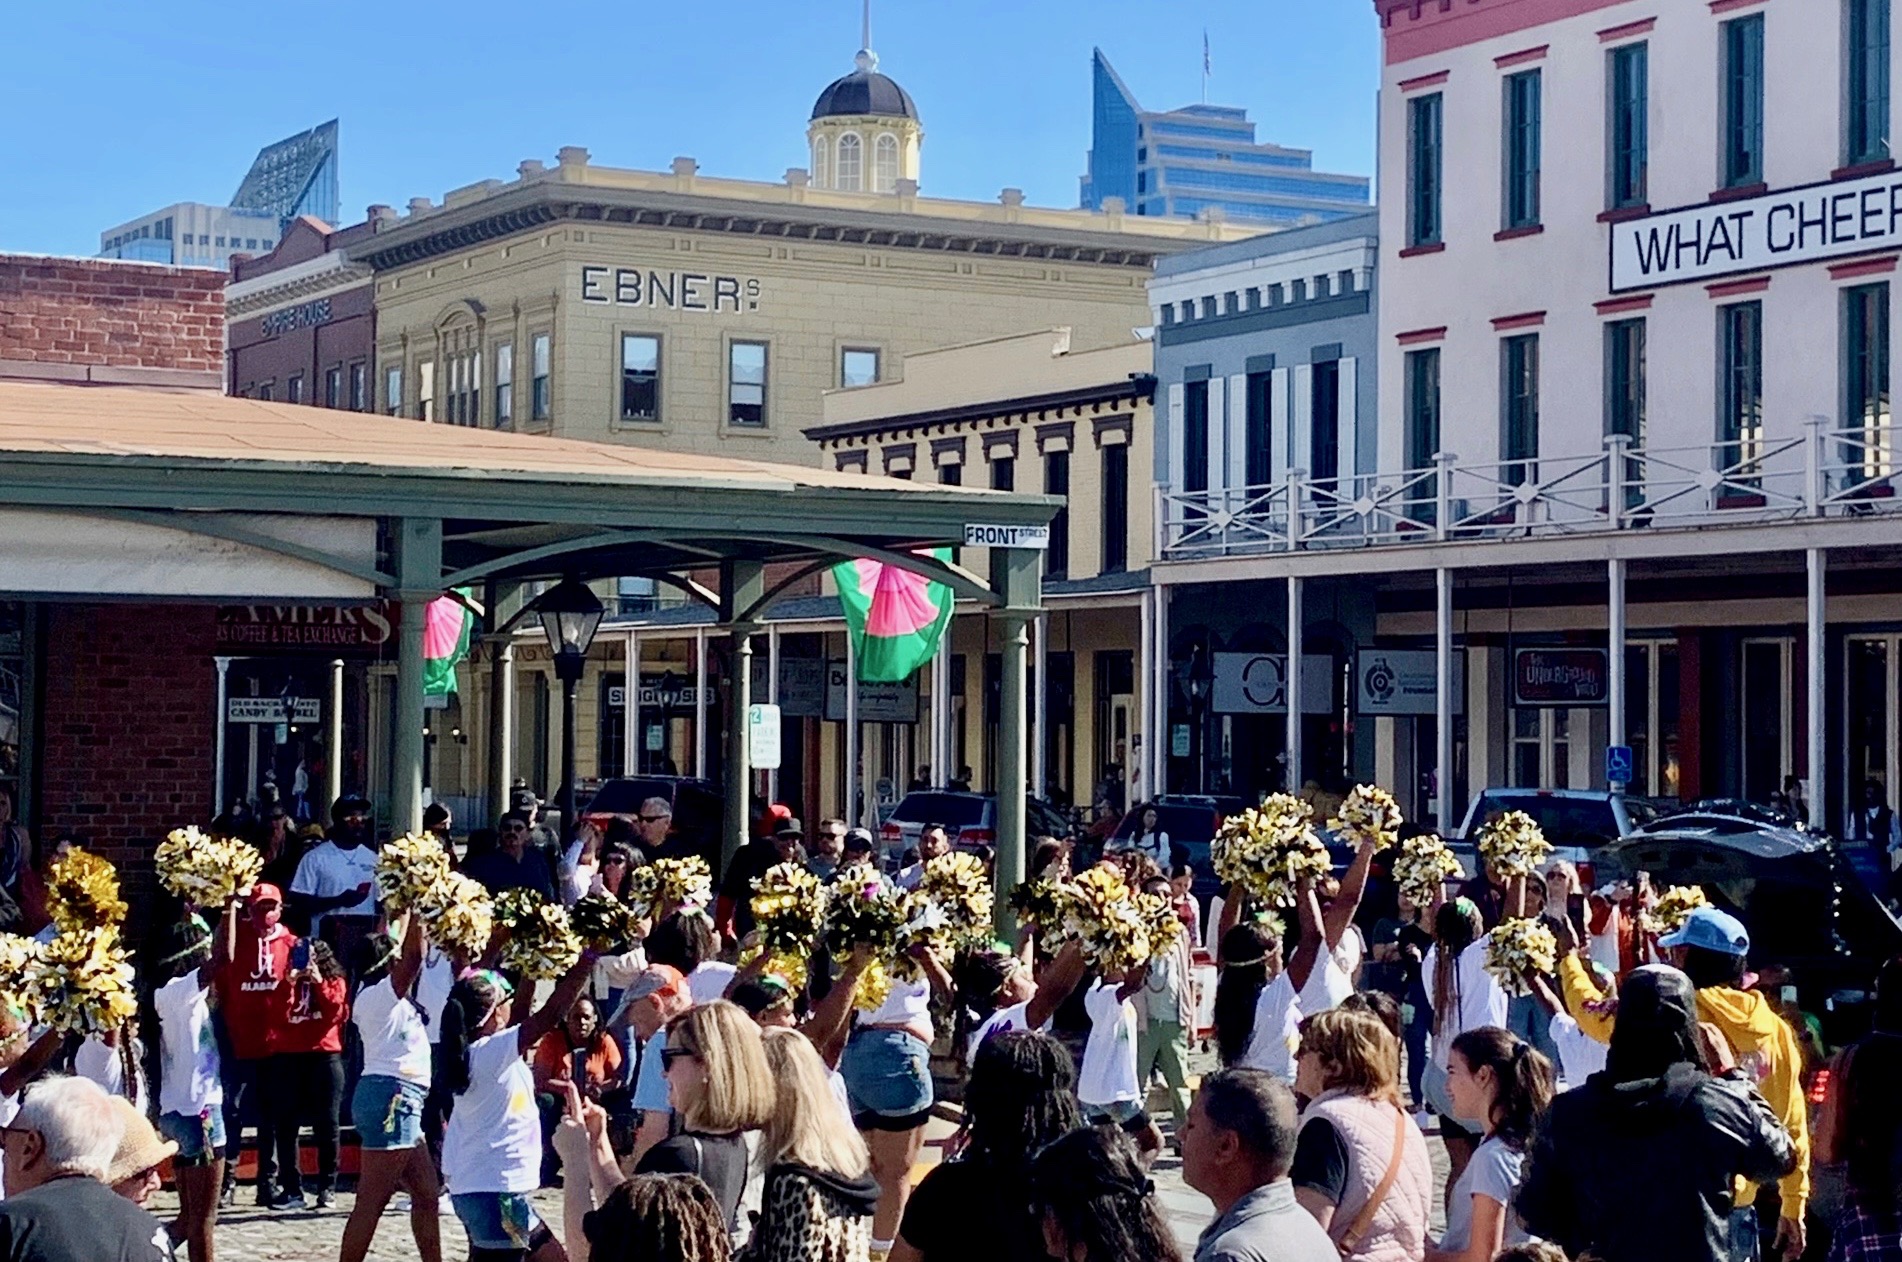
[259,298,333,337]
[1210,653,1333,715]
[963,524,1050,550]
[1611,170,1902,292]
[824,662,920,724]
[1356,650,1465,717]
[227,696,320,723]
[1513,648,1609,706]
[606,684,703,709]
[216,604,394,652]
[747,704,782,770]
[579,266,762,313]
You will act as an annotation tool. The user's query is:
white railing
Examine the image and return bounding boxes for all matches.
[1157,418,1902,559]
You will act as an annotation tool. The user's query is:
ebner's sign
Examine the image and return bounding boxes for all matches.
[579,266,761,312]
[1611,170,1902,292]
[259,299,333,337]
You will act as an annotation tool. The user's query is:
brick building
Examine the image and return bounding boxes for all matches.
[226,213,383,408]
[0,253,223,389]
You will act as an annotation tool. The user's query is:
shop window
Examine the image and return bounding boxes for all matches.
[1846,0,1891,166]
[621,334,660,422]
[1721,15,1766,187]
[1607,43,1649,208]
[728,341,768,427]
[1502,69,1542,229]
[1407,93,1443,247]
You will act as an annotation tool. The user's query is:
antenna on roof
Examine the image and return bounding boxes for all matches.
[857,0,878,72]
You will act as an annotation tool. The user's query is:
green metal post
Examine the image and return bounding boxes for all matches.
[392,517,442,834]
[720,561,766,872]
[989,546,1042,944]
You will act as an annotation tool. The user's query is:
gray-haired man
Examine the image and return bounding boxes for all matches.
[0,1075,174,1260]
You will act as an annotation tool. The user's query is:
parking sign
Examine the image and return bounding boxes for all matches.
[1605,745,1634,786]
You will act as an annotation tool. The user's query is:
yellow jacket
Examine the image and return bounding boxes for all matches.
[1553,956,1808,1220]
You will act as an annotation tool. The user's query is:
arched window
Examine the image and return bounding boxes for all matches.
[812,135,830,190]
[836,132,862,191]
[874,133,900,193]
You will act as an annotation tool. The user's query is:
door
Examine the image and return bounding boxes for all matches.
[1740,638,1792,805]
[1848,635,1897,836]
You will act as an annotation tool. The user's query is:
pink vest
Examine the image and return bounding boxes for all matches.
[1300,1090,1433,1262]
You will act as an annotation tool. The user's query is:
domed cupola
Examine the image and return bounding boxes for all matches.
[806,10,923,194]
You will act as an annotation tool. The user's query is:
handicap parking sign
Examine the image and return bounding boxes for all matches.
[1605,745,1634,786]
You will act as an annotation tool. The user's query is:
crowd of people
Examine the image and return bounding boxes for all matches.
[0,787,1897,1262]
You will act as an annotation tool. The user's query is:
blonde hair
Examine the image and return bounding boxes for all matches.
[1297,1007,1402,1105]
[757,1027,869,1180]
[667,1000,776,1135]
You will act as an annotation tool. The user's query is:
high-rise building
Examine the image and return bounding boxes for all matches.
[1080,49,1370,227]
[98,120,340,269]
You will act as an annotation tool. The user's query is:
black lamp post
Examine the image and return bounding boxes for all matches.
[534,578,604,838]
[1186,643,1213,794]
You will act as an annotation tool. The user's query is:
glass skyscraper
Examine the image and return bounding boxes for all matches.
[1080,50,1369,227]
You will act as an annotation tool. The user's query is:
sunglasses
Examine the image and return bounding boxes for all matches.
[659,1047,700,1071]
[638,815,670,825]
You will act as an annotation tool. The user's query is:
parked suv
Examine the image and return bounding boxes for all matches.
[1449,788,1668,888]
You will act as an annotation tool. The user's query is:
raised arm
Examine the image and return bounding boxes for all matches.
[804,946,874,1068]
[1024,939,1087,1032]
[516,951,598,1057]
[389,912,426,1000]
[1284,877,1325,995]
[0,1029,65,1099]
[1321,837,1378,950]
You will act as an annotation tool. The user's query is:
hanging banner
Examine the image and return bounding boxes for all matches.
[1514,648,1609,706]
[1210,653,1333,715]
[1356,650,1466,717]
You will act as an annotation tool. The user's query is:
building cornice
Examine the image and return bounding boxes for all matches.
[225,251,371,317]
[1374,0,1634,65]
[804,376,1156,445]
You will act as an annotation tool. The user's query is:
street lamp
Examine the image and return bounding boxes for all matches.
[534,577,604,838]
[1186,643,1213,794]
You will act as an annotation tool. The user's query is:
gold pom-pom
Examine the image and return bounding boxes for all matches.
[374,832,454,915]
[1475,810,1554,879]
[1391,833,1464,907]
[626,857,714,918]
[156,826,264,909]
[30,927,137,1034]
[1330,784,1405,850]
[1136,889,1184,957]
[46,850,126,933]
[1060,866,1152,974]
[569,894,639,951]
[1642,885,1709,936]
[416,872,493,958]
[751,863,827,986]
[1485,916,1559,996]
[495,890,582,981]
[0,934,44,1026]
[1211,795,1331,908]
[823,869,910,1010]
[1007,878,1068,932]
[919,852,994,949]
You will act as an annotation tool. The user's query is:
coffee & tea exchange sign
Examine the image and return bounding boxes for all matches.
[1611,170,1902,292]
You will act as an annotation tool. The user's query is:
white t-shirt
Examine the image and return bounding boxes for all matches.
[74,1033,144,1113]
[966,999,1049,1066]
[862,976,934,1041]
[1549,1013,1608,1090]
[1239,971,1302,1081]
[416,948,456,1046]
[1126,830,1171,867]
[290,840,378,931]
[1298,940,1358,1017]
[688,961,738,1006]
[442,1029,540,1195]
[1078,981,1141,1108]
[354,976,432,1084]
[153,973,221,1118]
[560,839,595,907]
[1421,934,1509,1069]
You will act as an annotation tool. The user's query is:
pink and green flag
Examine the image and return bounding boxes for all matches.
[422,590,475,699]
[832,550,953,684]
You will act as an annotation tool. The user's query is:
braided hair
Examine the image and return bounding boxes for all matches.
[965,1031,1083,1181]
[435,971,508,1097]
[1213,923,1278,1066]
[1028,1126,1183,1262]
[583,1173,731,1262]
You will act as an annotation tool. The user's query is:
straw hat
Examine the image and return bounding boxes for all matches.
[105,1097,177,1185]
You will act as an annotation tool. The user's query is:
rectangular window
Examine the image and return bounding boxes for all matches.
[620,334,660,422]
[1408,93,1444,247]
[1608,43,1649,209]
[1846,0,1892,166]
[348,362,366,411]
[1045,450,1071,579]
[257,382,274,403]
[990,456,1015,491]
[1502,69,1543,229]
[1244,370,1273,488]
[728,341,768,426]
[286,374,303,406]
[1310,360,1341,487]
[1606,318,1648,507]
[1405,349,1441,521]
[384,366,402,417]
[939,462,962,487]
[531,334,551,421]
[841,347,880,388]
[323,367,341,410]
[1718,301,1764,476]
[1844,283,1892,477]
[494,343,513,426]
[1722,15,1766,187]
[1101,442,1129,573]
[1182,379,1210,495]
[419,361,436,423]
[1501,334,1540,485]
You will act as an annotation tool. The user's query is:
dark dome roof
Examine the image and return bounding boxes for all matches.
[811,54,918,122]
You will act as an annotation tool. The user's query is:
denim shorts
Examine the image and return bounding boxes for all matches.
[452,1192,547,1251]
[350,1074,427,1151]
[157,1109,226,1165]
[840,1027,934,1125]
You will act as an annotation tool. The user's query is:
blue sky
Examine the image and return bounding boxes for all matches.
[0,1,1379,258]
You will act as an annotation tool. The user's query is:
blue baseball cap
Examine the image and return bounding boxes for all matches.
[1657,906,1750,956]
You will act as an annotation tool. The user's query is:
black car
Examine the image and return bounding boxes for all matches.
[1599,818,1902,1045]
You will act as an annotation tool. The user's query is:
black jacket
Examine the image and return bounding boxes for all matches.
[1517,1063,1796,1262]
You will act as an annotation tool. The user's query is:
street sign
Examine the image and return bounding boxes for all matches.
[747,703,782,769]
[963,523,1050,550]
[1606,745,1634,786]
[227,697,320,724]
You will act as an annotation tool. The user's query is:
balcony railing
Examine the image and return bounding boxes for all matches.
[1157,418,1902,560]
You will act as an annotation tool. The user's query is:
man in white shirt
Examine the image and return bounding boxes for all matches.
[288,796,377,967]
[895,825,949,891]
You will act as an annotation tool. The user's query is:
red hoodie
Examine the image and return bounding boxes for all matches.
[216,923,297,1061]
[276,975,349,1055]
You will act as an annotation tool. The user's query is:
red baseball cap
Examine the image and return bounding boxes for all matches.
[249,883,284,906]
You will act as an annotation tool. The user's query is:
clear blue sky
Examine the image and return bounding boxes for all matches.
[0,1,1379,258]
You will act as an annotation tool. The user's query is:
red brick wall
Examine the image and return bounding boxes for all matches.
[0,254,224,375]
[38,604,217,878]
